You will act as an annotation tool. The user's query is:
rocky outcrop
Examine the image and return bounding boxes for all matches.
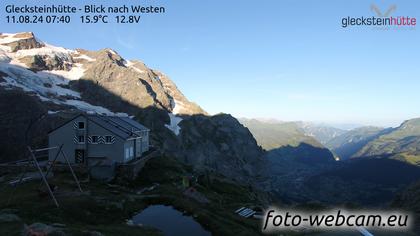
[174,113,268,185]
[1,32,44,52]
[156,71,206,115]
[23,222,66,236]
[1,32,205,117]
[73,49,169,111]
[71,48,205,117]
[19,54,72,71]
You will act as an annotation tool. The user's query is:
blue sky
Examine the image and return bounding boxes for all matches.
[2,0,419,127]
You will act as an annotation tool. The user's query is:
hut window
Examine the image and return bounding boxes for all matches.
[77,136,85,144]
[91,135,99,144]
[105,135,113,144]
[78,121,85,130]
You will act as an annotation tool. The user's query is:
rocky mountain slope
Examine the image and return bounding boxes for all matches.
[355,118,420,165]
[326,118,420,165]
[326,126,390,160]
[239,118,420,206]
[0,32,205,117]
[296,122,346,145]
[239,118,335,164]
[239,118,323,150]
[177,115,268,184]
[0,32,265,186]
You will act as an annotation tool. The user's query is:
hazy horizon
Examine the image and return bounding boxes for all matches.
[234,116,408,129]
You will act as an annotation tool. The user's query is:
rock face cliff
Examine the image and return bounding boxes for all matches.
[0,32,266,187]
[177,114,267,184]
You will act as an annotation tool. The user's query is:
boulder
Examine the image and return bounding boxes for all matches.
[0,213,20,222]
[23,222,66,236]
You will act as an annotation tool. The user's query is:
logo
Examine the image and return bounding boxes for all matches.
[341,3,416,29]
[370,4,396,17]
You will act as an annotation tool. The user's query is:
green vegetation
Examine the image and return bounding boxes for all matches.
[124,155,266,236]
[239,119,322,150]
[355,118,420,160]
[325,118,420,163]
[325,126,386,160]
[391,153,420,166]
[0,155,269,236]
[354,119,420,163]
[0,173,160,235]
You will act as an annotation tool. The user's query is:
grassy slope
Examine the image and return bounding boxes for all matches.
[325,126,386,160]
[354,118,420,164]
[0,175,160,235]
[239,119,322,150]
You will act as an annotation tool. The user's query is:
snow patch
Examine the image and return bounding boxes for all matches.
[64,100,116,115]
[132,67,146,74]
[64,100,128,116]
[0,33,32,44]
[172,99,188,115]
[0,63,80,99]
[0,45,11,52]
[124,60,146,74]
[41,63,85,81]
[165,113,183,135]
[124,60,132,67]
[15,44,73,61]
[0,33,131,118]
[0,50,11,63]
[0,75,33,92]
[73,54,95,62]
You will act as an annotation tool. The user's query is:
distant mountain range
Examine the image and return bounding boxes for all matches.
[355,118,420,164]
[324,118,420,165]
[239,118,336,164]
[296,122,347,145]
[240,117,420,206]
[238,118,323,149]
[325,126,391,160]
[242,117,420,166]
[239,119,350,146]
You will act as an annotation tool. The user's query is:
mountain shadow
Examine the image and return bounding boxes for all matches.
[320,157,420,186]
[302,157,420,206]
[0,65,268,188]
[328,127,394,160]
[267,142,335,164]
